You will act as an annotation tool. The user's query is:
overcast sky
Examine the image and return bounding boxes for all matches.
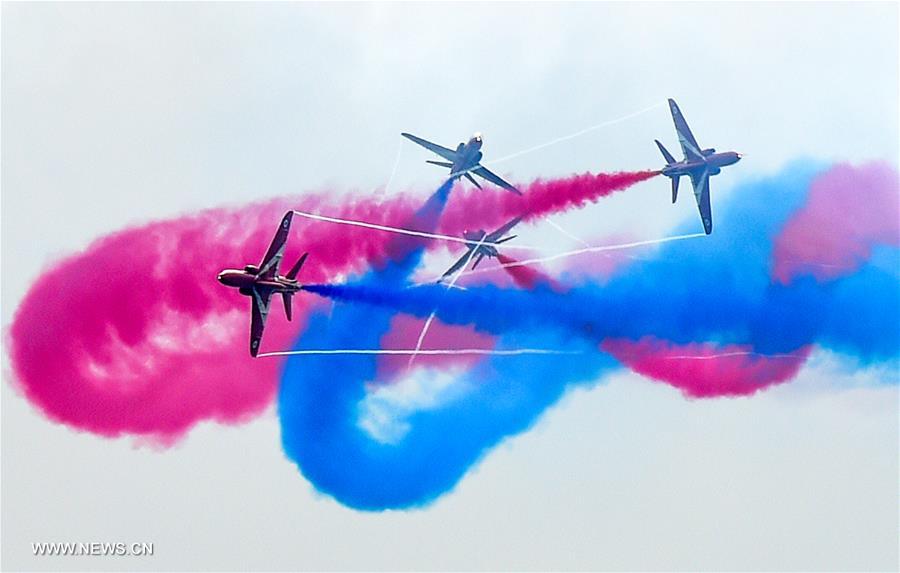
[2,2,898,571]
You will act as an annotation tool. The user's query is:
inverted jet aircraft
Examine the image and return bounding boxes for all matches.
[217,211,308,357]
[440,216,523,281]
[401,132,522,195]
[655,98,742,235]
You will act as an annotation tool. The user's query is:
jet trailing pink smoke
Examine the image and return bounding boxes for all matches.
[772,162,899,284]
[6,192,442,443]
[8,170,655,442]
[10,201,291,443]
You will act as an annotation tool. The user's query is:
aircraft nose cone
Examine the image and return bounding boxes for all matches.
[217,272,227,284]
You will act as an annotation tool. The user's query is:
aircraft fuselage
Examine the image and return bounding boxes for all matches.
[661,150,741,179]
[462,230,500,259]
[217,268,301,296]
[450,135,484,177]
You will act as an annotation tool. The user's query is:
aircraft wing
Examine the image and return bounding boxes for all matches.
[486,215,523,242]
[441,248,476,281]
[258,211,293,279]
[689,169,713,235]
[401,133,458,162]
[472,165,522,195]
[249,288,273,357]
[668,98,704,162]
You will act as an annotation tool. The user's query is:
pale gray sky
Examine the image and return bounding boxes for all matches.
[2,2,898,571]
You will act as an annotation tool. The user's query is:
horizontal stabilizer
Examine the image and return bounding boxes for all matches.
[496,234,517,244]
[464,172,483,190]
[671,177,680,203]
[426,160,454,168]
[286,252,308,280]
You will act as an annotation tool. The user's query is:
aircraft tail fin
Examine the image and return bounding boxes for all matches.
[655,139,676,165]
[282,293,293,321]
[286,252,308,280]
[671,177,680,203]
[426,160,453,168]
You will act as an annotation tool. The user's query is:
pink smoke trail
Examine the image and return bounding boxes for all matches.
[6,194,425,443]
[8,170,655,443]
[772,162,899,284]
[602,338,813,398]
[496,254,560,290]
[439,170,660,234]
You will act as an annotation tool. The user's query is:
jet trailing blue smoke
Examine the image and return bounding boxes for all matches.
[282,161,899,510]
[304,161,899,363]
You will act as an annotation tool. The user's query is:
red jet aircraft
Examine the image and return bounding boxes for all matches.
[217,211,307,356]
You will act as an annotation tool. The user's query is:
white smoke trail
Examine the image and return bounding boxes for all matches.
[257,348,579,358]
[661,351,807,361]
[544,217,591,247]
[406,282,468,291]
[408,313,437,369]
[426,232,706,281]
[780,258,852,270]
[542,217,654,269]
[407,234,487,370]
[290,209,549,251]
[483,101,665,167]
[378,139,404,196]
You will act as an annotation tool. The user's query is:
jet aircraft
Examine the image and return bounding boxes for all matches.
[440,216,523,281]
[401,132,522,195]
[217,211,308,356]
[655,98,742,234]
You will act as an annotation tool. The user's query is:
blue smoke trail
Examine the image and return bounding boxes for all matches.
[280,310,612,510]
[283,161,899,511]
[304,161,900,363]
[279,178,615,510]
